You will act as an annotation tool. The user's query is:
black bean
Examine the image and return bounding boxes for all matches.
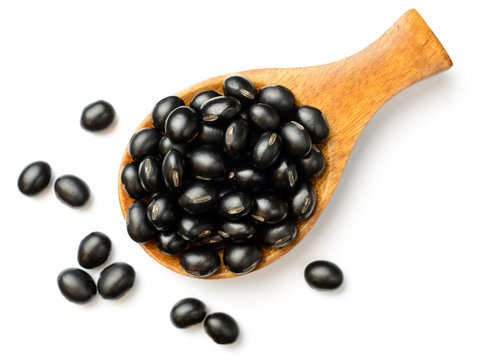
[80,100,115,131]
[196,123,224,146]
[54,175,90,207]
[248,103,280,131]
[190,90,221,112]
[204,312,239,344]
[186,146,225,181]
[158,135,187,157]
[120,162,146,199]
[222,75,257,106]
[128,128,162,162]
[260,220,297,248]
[155,231,189,255]
[298,145,325,178]
[77,232,111,269]
[165,106,200,143]
[126,200,156,243]
[290,180,316,220]
[200,96,241,124]
[304,260,343,290]
[162,149,184,192]
[271,158,298,193]
[294,105,329,143]
[229,166,267,192]
[138,156,163,193]
[18,161,51,196]
[97,262,136,300]
[280,121,312,158]
[223,118,250,159]
[218,191,252,220]
[223,241,261,274]
[179,245,220,277]
[251,194,288,224]
[147,194,177,231]
[218,218,256,242]
[258,84,295,115]
[170,298,207,328]
[151,96,184,131]
[57,268,96,304]
[178,181,217,214]
[177,214,216,241]
[250,132,281,169]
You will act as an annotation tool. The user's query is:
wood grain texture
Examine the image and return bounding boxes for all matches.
[118,9,452,279]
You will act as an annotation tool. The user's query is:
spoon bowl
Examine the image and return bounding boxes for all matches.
[118,9,452,279]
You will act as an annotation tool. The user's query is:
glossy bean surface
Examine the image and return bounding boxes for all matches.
[218,218,256,242]
[151,96,184,131]
[201,96,241,123]
[178,181,217,214]
[179,245,220,277]
[81,100,115,131]
[223,242,261,274]
[54,175,90,207]
[258,84,295,115]
[251,194,288,224]
[248,103,280,132]
[170,298,207,328]
[280,121,312,158]
[290,180,316,220]
[155,231,188,255]
[218,191,252,220]
[294,105,329,143]
[271,158,298,193]
[138,156,163,193]
[128,128,161,162]
[304,260,343,290]
[190,90,221,112]
[177,214,216,241]
[120,162,146,199]
[18,161,51,196]
[204,312,239,344]
[57,268,96,304]
[222,75,257,106]
[162,149,185,191]
[186,147,225,181]
[250,132,281,169]
[97,262,136,299]
[77,232,111,269]
[147,194,177,231]
[165,106,200,143]
[126,200,156,243]
[260,220,297,248]
[158,136,187,156]
[298,145,325,178]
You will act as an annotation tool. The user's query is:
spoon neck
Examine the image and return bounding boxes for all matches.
[307,9,452,144]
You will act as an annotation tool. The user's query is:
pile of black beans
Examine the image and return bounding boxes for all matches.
[121,75,329,277]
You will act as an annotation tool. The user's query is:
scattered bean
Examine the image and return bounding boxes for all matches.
[80,100,115,131]
[18,161,51,196]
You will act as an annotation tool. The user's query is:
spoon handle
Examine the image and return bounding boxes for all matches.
[299,9,452,144]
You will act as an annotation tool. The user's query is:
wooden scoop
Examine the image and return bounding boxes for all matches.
[118,9,452,279]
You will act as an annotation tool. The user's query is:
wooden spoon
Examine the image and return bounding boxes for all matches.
[118,9,452,279]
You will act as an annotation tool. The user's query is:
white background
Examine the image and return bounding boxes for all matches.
[1,0,481,359]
